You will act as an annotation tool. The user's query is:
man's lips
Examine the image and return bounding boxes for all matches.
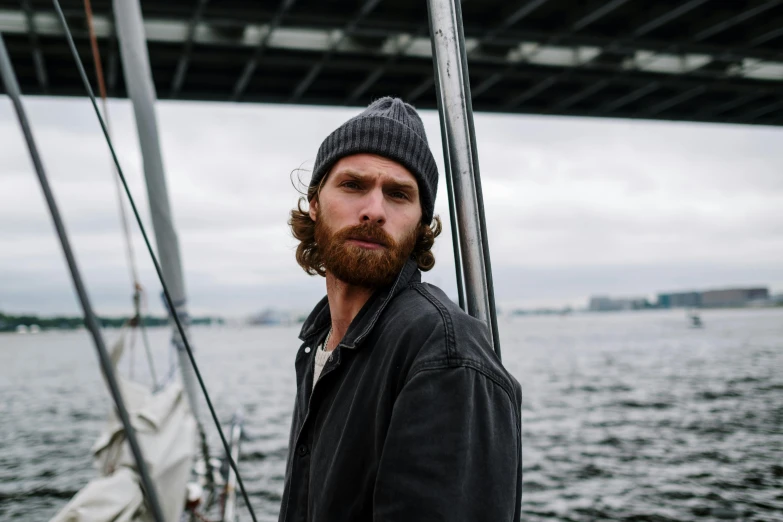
[347,236,386,248]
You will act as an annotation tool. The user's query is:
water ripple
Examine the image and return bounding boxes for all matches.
[1,309,782,521]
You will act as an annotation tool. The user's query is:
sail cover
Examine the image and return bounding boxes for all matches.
[51,336,196,522]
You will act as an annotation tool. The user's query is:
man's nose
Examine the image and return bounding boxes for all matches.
[360,189,386,225]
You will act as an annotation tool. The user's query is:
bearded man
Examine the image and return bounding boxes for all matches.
[282,97,522,521]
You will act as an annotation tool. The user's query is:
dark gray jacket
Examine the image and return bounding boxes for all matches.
[279,259,522,522]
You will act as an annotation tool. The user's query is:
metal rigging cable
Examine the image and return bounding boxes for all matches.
[50,1,259,520]
[82,0,158,388]
[0,32,166,522]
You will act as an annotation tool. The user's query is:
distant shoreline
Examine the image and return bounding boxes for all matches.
[506,304,783,317]
[0,312,223,333]
[3,305,780,333]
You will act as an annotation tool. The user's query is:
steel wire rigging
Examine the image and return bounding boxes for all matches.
[49,0,260,519]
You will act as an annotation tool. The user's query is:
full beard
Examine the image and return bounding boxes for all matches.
[315,218,418,288]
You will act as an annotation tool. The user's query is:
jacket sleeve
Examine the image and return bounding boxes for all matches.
[373,364,522,522]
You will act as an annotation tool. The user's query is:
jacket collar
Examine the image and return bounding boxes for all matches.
[298,258,421,349]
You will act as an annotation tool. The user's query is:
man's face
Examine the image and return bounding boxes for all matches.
[310,153,423,288]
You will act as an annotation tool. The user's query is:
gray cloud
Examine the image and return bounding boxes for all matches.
[1,97,782,317]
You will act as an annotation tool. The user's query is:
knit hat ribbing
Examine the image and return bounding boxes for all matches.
[310,97,439,224]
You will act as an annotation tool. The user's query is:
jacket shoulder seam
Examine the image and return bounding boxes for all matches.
[407,360,522,459]
[410,358,517,404]
[410,282,455,363]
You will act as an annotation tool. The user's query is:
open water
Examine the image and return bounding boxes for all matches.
[1,308,782,521]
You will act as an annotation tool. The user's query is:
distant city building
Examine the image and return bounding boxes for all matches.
[588,296,613,311]
[700,288,769,308]
[657,287,769,309]
[248,309,289,325]
[657,291,701,309]
[589,296,650,312]
[247,308,307,326]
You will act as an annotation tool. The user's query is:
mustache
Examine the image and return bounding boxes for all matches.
[314,217,419,288]
[335,223,396,248]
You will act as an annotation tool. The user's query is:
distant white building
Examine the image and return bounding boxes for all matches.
[588,296,650,312]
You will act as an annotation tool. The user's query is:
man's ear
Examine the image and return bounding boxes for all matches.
[308,199,318,221]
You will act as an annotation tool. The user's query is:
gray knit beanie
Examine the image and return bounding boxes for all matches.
[310,97,439,224]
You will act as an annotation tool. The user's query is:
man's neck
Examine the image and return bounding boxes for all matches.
[324,273,375,352]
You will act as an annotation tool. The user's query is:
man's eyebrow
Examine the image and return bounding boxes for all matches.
[384,179,417,192]
[332,169,367,180]
[333,170,417,191]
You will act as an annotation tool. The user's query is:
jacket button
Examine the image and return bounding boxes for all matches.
[328,355,334,362]
[297,444,309,457]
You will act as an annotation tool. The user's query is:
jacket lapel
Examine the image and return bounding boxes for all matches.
[297,258,421,351]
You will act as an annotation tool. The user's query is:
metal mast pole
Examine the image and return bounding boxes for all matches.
[426,0,502,357]
[432,73,467,312]
[0,33,165,522]
[112,0,204,416]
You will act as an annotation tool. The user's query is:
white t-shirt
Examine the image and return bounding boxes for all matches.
[312,342,331,390]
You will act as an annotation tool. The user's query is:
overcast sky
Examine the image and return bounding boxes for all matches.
[1,97,782,317]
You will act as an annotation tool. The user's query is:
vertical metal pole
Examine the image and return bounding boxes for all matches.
[0,33,165,522]
[431,68,466,311]
[426,0,501,357]
[112,0,204,421]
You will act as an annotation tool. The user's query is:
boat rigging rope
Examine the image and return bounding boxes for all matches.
[51,2,259,520]
[0,33,167,522]
[82,0,158,388]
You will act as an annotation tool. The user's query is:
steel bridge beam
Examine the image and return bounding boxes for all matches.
[288,0,383,103]
[482,0,552,44]
[571,0,632,31]
[20,0,48,93]
[170,0,210,98]
[693,92,762,119]
[631,0,709,38]
[747,23,783,48]
[736,99,783,122]
[545,0,782,116]
[592,81,660,115]
[343,23,428,105]
[548,78,610,111]
[691,0,782,42]
[411,0,552,104]
[474,0,639,105]
[107,3,119,96]
[231,0,297,102]
[503,75,558,109]
[406,76,434,103]
[637,85,706,117]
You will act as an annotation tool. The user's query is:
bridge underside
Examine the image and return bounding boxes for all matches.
[1,0,782,126]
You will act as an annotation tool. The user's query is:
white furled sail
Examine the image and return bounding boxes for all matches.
[52,336,196,522]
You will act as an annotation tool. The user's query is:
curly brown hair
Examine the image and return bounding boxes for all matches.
[289,181,442,277]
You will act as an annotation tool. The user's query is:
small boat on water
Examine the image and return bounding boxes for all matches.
[688,310,704,328]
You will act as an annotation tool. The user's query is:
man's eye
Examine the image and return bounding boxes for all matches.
[342,181,360,189]
[390,191,409,200]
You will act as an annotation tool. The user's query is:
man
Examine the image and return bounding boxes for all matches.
[282,97,522,521]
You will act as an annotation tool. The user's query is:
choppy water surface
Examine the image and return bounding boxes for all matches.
[1,308,782,521]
